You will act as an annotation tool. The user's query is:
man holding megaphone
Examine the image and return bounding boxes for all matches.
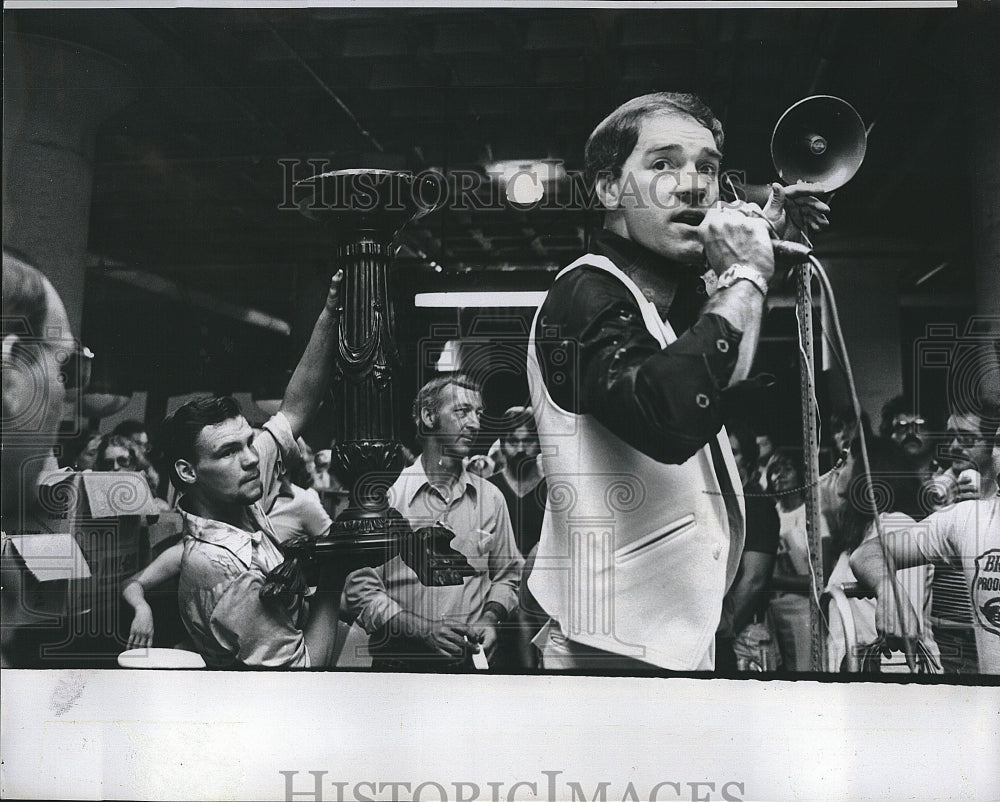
[524,92,829,671]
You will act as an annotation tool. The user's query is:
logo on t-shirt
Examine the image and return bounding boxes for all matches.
[973,548,1000,637]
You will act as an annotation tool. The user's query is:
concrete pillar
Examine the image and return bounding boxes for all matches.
[3,33,134,334]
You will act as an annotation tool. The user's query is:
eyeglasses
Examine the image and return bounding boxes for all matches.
[99,454,133,470]
[891,416,925,434]
[949,429,985,448]
[53,342,95,391]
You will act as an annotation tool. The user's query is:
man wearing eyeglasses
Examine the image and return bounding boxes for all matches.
[879,396,939,493]
[852,401,1000,675]
[2,249,92,534]
[942,409,998,502]
[2,250,93,666]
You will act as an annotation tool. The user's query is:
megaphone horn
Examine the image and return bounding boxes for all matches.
[771,95,867,193]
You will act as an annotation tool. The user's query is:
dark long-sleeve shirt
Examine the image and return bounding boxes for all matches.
[533,229,743,465]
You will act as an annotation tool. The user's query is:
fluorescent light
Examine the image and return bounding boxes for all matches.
[414,291,548,308]
[484,159,567,184]
[483,159,567,204]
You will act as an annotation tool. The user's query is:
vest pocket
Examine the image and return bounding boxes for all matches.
[605,514,718,667]
[614,514,697,564]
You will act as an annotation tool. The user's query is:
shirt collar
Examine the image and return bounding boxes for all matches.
[590,229,690,281]
[398,458,477,506]
[178,500,272,568]
[590,229,706,328]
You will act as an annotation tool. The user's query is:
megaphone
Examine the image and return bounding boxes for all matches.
[771,95,867,193]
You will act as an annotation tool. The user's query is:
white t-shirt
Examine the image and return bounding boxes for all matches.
[904,497,1000,674]
[826,511,940,672]
[775,503,828,577]
[268,484,332,544]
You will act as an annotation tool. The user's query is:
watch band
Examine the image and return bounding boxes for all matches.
[717,263,769,296]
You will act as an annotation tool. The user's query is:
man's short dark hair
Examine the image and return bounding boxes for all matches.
[766,449,804,488]
[879,395,915,440]
[829,404,858,434]
[951,388,1000,446]
[156,396,243,491]
[584,92,725,186]
[113,419,147,439]
[836,436,921,552]
[498,405,537,443]
[726,418,759,469]
[829,404,873,447]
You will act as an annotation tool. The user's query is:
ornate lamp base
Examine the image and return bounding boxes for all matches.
[260,168,470,603]
[263,510,474,599]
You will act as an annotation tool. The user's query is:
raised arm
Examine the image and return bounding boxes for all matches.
[280,271,342,438]
[709,183,829,383]
[535,210,778,465]
[535,271,742,465]
[699,206,775,386]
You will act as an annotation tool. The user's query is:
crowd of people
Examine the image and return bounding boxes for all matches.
[3,90,997,676]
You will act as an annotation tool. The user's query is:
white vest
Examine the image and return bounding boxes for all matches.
[526,254,745,669]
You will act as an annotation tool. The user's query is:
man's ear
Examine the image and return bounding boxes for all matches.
[595,172,621,211]
[1,333,18,363]
[174,458,197,487]
[2,333,26,418]
[420,407,438,432]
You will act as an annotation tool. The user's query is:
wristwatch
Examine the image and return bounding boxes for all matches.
[716,264,769,296]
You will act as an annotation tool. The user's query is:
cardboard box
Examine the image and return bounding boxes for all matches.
[73,471,161,519]
[68,472,161,639]
[1,532,92,624]
[6,471,166,664]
